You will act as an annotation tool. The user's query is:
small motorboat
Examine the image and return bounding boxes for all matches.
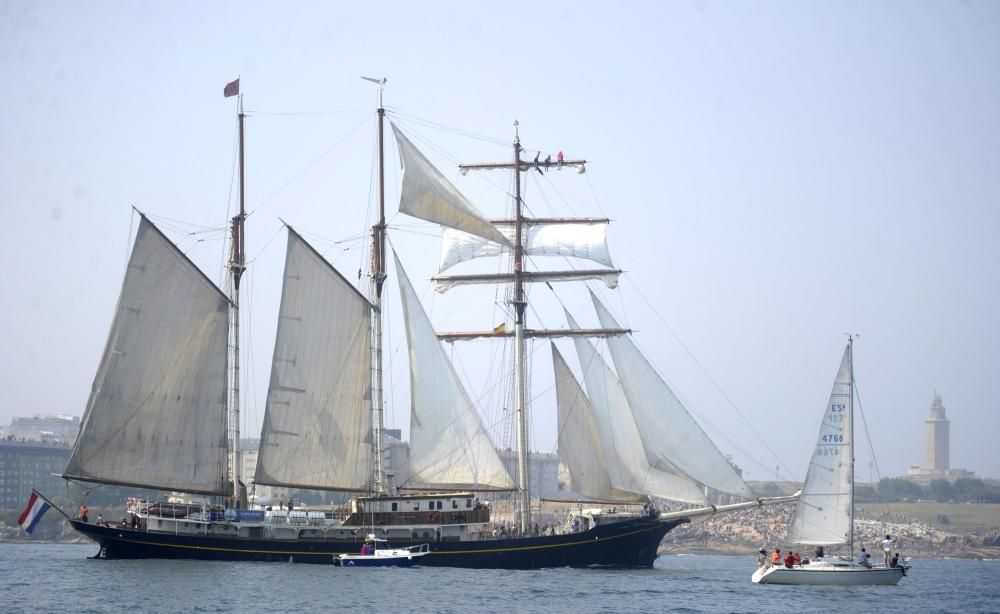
[335,536,430,567]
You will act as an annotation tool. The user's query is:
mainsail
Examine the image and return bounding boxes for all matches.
[63,216,230,496]
[395,253,515,490]
[392,124,509,246]
[254,229,373,492]
[438,221,613,272]
[787,344,854,545]
[569,313,708,504]
[592,293,754,498]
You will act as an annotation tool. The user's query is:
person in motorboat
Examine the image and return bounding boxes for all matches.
[792,552,801,565]
[890,553,900,568]
[757,549,768,567]
[770,548,781,565]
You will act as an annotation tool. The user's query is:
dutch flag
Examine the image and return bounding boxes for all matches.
[18,490,51,534]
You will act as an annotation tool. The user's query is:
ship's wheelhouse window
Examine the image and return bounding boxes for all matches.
[437,501,443,510]
[466,499,472,508]
[423,531,430,538]
[413,503,419,511]
[452,500,458,509]
[412,532,419,539]
[391,502,397,511]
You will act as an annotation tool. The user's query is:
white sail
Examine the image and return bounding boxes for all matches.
[254,229,373,491]
[552,344,636,501]
[395,253,515,490]
[569,313,707,504]
[787,345,854,546]
[439,222,613,272]
[392,124,509,246]
[63,216,230,496]
[436,270,619,293]
[592,293,754,498]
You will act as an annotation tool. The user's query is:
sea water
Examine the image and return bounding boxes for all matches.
[3,543,998,613]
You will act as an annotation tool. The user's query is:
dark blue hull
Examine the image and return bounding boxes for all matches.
[70,517,686,569]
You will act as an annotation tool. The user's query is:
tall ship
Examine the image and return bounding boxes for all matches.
[47,80,794,568]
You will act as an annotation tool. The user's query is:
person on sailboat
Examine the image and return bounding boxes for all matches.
[881,535,894,566]
[857,548,873,568]
[814,545,824,558]
[783,552,795,568]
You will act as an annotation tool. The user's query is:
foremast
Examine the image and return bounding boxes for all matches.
[511,122,531,532]
[228,93,247,507]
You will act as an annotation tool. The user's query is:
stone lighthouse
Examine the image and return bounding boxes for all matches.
[925,393,950,472]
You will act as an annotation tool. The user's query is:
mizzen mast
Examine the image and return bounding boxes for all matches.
[364,76,389,495]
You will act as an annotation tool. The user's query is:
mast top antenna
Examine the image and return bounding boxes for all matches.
[361,76,388,107]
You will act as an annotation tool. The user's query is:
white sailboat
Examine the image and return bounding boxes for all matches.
[752,336,908,585]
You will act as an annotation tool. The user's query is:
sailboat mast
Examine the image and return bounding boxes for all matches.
[370,79,388,495]
[848,334,855,559]
[228,95,247,506]
[511,121,531,532]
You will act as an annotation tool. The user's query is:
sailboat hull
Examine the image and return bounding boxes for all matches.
[752,561,906,585]
[69,516,684,569]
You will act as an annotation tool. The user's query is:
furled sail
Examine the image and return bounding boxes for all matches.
[392,124,509,246]
[435,270,620,293]
[592,293,754,498]
[439,221,613,272]
[63,216,230,496]
[552,344,636,501]
[787,344,853,546]
[254,229,373,492]
[569,313,707,504]
[395,253,515,490]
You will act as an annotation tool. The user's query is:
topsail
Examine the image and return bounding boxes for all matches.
[393,124,509,246]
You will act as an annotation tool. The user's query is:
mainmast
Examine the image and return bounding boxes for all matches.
[847,334,855,558]
[228,92,246,507]
[365,76,389,495]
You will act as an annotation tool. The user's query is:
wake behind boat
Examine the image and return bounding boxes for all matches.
[40,78,796,569]
[752,337,908,586]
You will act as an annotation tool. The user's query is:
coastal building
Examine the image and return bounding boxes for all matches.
[8,414,80,444]
[906,393,975,484]
[499,449,561,498]
[0,439,71,510]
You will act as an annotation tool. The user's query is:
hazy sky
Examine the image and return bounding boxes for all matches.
[2,1,998,484]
